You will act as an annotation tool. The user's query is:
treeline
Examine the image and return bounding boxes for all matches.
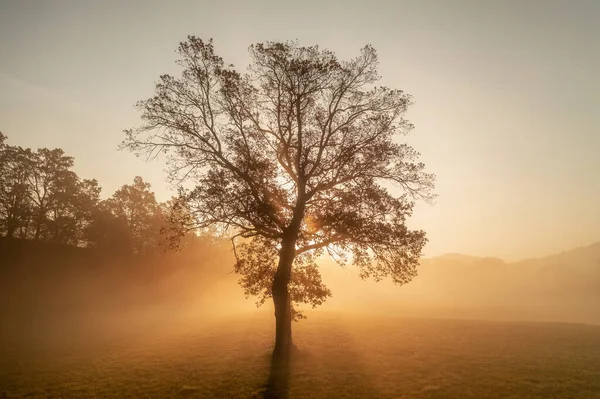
[0,132,189,254]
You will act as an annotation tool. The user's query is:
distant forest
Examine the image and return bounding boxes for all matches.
[0,132,191,254]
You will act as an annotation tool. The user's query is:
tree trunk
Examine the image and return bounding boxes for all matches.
[271,238,294,365]
[6,218,16,239]
[34,214,43,240]
[265,237,295,399]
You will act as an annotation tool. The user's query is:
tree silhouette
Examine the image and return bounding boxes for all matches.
[70,178,102,246]
[123,37,434,387]
[26,148,77,240]
[43,177,101,245]
[0,134,174,251]
[103,176,164,254]
[0,139,34,239]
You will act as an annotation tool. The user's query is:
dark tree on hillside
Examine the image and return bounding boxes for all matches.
[0,133,174,250]
[1,135,103,245]
[46,177,101,245]
[124,37,435,391]
[70,178,102,245]
[26,148,78,240]
[0,138,34,238]
[84,202,132,252]
[103,176,164,254]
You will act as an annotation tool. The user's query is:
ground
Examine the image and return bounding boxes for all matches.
[2,311,600,398]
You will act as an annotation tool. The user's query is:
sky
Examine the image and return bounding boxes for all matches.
[0,0,598,261]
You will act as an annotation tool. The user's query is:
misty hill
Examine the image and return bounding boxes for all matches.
[436,240,600,272]
[320,241,600,325]
[420,241,600,296]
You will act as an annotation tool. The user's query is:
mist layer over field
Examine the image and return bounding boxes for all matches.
[2,238,600,398]
[3,238,599,340]
[320,242,600,325]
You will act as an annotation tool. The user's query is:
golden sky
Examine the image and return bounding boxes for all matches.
[1,0,598,260]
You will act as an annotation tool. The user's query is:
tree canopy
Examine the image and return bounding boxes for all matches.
[124,37,435,318]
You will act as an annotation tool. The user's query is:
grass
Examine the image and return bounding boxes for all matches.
[2,311,600,398]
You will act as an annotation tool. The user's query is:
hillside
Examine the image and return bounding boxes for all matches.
[319,241,600,325]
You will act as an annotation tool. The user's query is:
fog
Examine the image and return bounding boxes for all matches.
[1,239,246,348]
[2,238,599,354]
[318,243,600,325]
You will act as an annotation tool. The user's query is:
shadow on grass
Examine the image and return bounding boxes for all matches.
[261,353,291,399]
[257,322,383,399]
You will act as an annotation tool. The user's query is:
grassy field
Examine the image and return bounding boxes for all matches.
[2,311,600,399]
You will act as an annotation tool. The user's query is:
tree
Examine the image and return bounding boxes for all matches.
[0,136,34,238]
[0,136,104,245]
[46,177,101,245]
[85,200,133,252]
[124,37,435,374]
[26,148,76,240]
[71,178,102,246]
[160,196,198,251]
[103,176,164,254]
